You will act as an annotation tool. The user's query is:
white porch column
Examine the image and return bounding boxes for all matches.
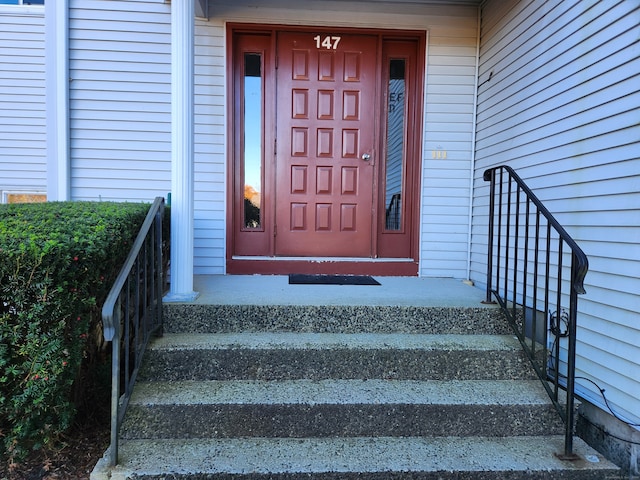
[166,0,198,301]
[45,0,70,201]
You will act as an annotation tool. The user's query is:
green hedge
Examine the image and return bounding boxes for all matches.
[0,201,154,463]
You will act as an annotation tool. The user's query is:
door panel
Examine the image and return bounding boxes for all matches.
[377,39,421,258]
[275,32,377,257]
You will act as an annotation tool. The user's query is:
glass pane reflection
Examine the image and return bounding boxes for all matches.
[244,53,262,229]
[385,59,405,231]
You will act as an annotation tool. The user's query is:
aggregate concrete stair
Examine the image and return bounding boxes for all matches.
[99,304,620,479]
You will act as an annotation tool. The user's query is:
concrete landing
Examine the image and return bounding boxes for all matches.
[187,275,488,307]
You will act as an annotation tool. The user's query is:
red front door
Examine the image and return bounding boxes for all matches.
[228,26,424,275]
[275,32,377,256]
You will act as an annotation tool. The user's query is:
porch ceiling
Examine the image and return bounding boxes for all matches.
[202,0,482,9]
[199,0,481,19]
[332,0,481,3]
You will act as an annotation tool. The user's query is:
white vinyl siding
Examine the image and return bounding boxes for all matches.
[210,0,479,277]
[68,0,171,202]
[64,1,225,274]
[471,0,640,425]
[0,6,46,198]
[421,19,478,277]
[194,19,226,274]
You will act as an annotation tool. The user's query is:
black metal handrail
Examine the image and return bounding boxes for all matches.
[102,197,165,466]
[483,166,588,459]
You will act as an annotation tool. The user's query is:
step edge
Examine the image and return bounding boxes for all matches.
[128,379,555,406]
[98,436,620,478]
[147,332,523,352]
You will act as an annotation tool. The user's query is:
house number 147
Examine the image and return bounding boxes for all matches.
[314,35,341,50]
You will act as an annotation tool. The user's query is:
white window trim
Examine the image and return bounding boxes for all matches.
[0,4,44,14]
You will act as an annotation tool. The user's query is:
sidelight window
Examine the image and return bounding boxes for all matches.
[384,59,405,231]
[243,53,263,229]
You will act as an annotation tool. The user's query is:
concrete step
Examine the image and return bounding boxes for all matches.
[90,297,622,480]
[162,304,510,335]
[120,379,564,439]
[101,436,620,479]
[139,332,536,381]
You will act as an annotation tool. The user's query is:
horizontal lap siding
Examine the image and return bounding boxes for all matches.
[66,4,227,269]
[211,0,479,276]
[422,19,477,277]
[194,19,226,274]
[472,0,640,425]
[68,0,171,202]
[93,11,224,274]
[0,7,46,196]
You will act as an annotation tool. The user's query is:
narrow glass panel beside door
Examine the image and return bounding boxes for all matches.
[243,53,263,229]
[384,59,405,231]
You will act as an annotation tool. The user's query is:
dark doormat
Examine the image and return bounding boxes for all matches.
[288,274,381,285]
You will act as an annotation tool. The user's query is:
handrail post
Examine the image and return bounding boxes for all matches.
[155,204,164,335]
[562,254,581,459]
[109,298,121,467]
[483,168,496,304]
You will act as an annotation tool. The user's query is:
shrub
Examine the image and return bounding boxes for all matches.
[0,201,153,464]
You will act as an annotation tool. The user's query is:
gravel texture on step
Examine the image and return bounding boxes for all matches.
[101,436,619,480]
[120,379,565,439]
[129,379,552,406]
[163,305,510,335]
[138,333,535,382]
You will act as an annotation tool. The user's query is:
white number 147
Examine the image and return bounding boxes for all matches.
[314,35,341,50]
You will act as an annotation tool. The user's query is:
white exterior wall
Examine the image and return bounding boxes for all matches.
[62,1,233,273]
[471,0,640,425]
[193,18,226,274]
[421,13,478,277]
[68,0,172,202]
[2,1,477,277]
[0,5,47,199]
[66,1,220,271]
[202,0,479,276]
